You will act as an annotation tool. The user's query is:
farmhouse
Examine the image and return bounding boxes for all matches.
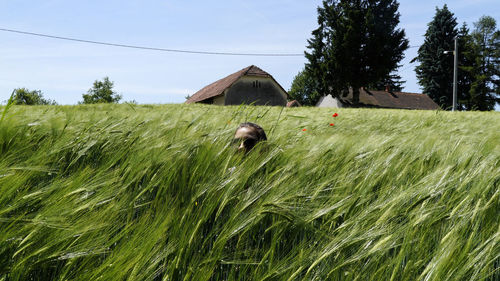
[185,65,288,106]
[316,87,440,110]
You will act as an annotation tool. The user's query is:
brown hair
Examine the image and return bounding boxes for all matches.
[234,122,267,151]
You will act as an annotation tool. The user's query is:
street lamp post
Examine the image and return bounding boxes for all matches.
[444,38,458,111]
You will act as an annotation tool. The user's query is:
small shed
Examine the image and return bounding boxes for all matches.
[185,65,288,106]
[316,88,440,110]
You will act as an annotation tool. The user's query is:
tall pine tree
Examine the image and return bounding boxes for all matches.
[368,72,405,92]
[456,23,476,110]
[299,4,332,106]
[300,0,408,106]
[413,5,458,109]
[468,16,500,110]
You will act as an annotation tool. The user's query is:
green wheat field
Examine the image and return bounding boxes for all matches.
[0,104,499,281]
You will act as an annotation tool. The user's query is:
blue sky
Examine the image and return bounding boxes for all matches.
[1,0,499,106]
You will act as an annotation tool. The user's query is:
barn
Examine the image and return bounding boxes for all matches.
[316,87,440,110]
[185,65,288,106]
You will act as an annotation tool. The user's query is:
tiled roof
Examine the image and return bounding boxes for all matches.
[340,88,440,110]
[286,100,301,107]
[185,65,275,104]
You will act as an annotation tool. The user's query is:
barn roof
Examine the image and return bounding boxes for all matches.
[340,88,440,110]
[185,65,287,104]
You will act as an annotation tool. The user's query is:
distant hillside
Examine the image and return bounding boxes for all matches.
[0,104,499,281]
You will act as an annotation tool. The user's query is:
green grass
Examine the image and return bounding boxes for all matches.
[0,104,499,281]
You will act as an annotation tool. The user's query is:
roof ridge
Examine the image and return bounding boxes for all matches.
[243,65,255,75]
[365,89,426,96]
[396,91,424,95]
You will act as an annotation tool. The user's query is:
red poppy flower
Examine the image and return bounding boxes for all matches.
[302,128,307,131]
[333,113,338,117]
[329,123,334,126]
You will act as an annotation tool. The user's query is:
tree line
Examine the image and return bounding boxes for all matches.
[5,2,499,110]
[6,77,122,105]
[413,6,499,110]
[289,1,499,111]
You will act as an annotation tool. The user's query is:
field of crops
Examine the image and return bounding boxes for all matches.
[0,104,499,280]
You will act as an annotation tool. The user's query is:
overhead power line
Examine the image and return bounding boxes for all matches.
[0,27,421,57]
[0,27,304,57]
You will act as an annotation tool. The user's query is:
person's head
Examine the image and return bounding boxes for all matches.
[233,122,267,153]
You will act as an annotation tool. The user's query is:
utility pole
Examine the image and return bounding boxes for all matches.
[444,38,458,111]
[452,38,458,111]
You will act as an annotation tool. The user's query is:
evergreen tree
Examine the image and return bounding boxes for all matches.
[361,0,408,93]
[413,5,458,109]
[468,16,500,110]
[493,24,500,101]
[456,23,476,110]
[302,0,408,105]
[304,4,333,103]
[81,77,122,104]
[433,17,500,111]
[367,71,405,92]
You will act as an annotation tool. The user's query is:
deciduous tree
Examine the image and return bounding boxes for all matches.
[81,77,122,104]
[288,70,322,106]
[11,88,56,105]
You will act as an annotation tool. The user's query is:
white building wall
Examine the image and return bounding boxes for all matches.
[316,94,344,108]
